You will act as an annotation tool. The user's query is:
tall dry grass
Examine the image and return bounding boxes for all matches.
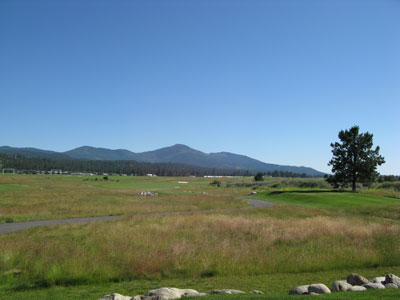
[1,213,399,286]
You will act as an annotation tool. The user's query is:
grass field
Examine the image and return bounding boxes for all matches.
[0,174,399,300]
[0,175,248,223]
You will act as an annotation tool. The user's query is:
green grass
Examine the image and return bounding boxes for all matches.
[253,190,400,208]
[1,266,400,299]
[2,290,398,300]
[2,289,400,300]
[0,184,34,191]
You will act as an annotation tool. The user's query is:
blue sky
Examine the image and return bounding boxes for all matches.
[1,0,399,174]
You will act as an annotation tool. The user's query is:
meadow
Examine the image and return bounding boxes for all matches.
[0,174,247,223]
[0,174,399,300]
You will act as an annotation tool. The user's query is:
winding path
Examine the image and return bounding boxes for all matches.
[0,198,273,235]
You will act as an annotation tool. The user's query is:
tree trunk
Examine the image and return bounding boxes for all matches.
[352,178,356,192]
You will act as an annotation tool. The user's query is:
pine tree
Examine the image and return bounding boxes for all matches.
[327,126,385,191]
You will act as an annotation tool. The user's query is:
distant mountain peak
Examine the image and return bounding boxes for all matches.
[169,144,193,150]
[75,146,107,150]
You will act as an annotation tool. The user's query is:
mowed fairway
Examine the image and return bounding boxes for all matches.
[0,175,400,300]
[253,190,400,208]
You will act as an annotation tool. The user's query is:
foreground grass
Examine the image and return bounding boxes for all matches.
[2,290,399,300]
[1,209,399,287]
[1,266,400,299]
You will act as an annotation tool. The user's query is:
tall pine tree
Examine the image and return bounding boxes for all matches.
[327,126,385,191]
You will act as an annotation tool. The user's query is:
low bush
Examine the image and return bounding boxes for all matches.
[279,179,331,189]
[210,180,221,187]
[378,182,400,192]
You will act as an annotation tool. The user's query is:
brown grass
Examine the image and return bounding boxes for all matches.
[1,213,399,286]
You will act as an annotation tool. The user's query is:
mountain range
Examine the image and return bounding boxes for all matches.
[0,144,324,176]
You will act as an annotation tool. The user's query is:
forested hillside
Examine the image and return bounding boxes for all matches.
[0,154,310,177]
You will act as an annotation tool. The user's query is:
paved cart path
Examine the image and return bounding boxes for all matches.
[0,198,273,235]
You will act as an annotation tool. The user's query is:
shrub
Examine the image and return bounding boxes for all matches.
[254,172,264,182]
[210,180,221,187]
[378,182,400,192]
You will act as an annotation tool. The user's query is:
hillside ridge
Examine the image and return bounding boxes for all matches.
[0,144,325,176]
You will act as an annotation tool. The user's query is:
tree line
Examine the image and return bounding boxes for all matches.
[263,170,308,178]
[0,154,232,176]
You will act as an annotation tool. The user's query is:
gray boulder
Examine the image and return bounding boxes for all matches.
[137,191,158,196]
[183,293,207,297]
[331,280,352,292]
[385,283,399,289]
[363,283,385,290]
[288,285,309,295]
[371,276,385,284]
[347,273,369,286]
[132,296,154,300]
[308,284,331,294]
[145,288,203,300]
[384,274,400,287]
[250,290,263,294]
[348,286,367,292]
[98,293,133,300]
[211,289,245,294]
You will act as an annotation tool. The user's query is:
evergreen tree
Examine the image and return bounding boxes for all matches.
[327,126,385,191]
[254,172,264,181]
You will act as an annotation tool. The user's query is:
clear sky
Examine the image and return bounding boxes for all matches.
[1,0,399,174]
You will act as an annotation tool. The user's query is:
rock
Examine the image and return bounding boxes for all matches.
[138,191,158,196]
[145,288,202,300]
[211,289,245,294]
[371,276,385,284]
[132,297,154,300]
[98,293,133,300]
[132,296,156,300]
[384,274,400,287]
[385,283,398,289]
[346,273,370,286]
[308,284,331,294]
[182,293,207,297]
[347,286,367,292]
[331,280,352,292]
[289,285,309,295]
[250,290,263,294]
[363,283,385,289]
